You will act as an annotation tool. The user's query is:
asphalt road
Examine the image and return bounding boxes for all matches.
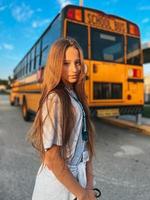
[0,94,150,200]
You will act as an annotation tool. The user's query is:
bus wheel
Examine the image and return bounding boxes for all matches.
[10,101,14,106]
[14,97,19,106]
[90,108,97,118]
[22,99,31,121]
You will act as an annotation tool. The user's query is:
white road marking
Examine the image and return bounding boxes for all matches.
[0,95,9,105]
[114,145,144,157]
[94,163,149,188]
[95,172,149,188]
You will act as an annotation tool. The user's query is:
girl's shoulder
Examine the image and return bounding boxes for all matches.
[42,92,61,114]
[47,92,61,104]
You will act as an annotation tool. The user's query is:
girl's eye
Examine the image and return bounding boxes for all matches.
[75,61,81,65]
[63,62,70,65]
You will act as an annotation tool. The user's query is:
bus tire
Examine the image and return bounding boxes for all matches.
[90,108,97,118]
[10,101,14,106]
[22,99,31,121]
[14,97,19,106]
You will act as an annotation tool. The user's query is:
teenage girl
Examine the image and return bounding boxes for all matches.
[27,37,96,200]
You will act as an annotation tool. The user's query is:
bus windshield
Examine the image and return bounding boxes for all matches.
[91,28,124,63]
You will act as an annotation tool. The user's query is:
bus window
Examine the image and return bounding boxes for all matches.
[28,53,32,73]
[23,58,26,76]
[20,68,22,78]
[31,48,35,72]
[33,49,36,71]
[35,41,41,70]
[21,63,23,77]
[66,21,88,59]
[127,37,141,66]
[42,29,51,50]
[25,57,28,75]
[91,28,124,63]
[19,62,22,78]
[41,16,61,67]
[23,62,25,76]
[41,47,49,67]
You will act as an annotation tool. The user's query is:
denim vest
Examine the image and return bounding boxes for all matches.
[66,89,89,187]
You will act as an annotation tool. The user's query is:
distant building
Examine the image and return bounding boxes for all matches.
[142,42,150,64]
[144,74,150,103]
[142,42,150,103]
[0,84,6,91]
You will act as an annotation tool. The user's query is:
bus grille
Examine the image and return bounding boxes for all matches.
[93,82,122,100]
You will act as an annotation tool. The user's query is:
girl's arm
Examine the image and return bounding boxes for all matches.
[44,145,87,200]
[86,159,94,190]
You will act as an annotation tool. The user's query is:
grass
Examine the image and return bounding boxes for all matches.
[143,104,150,118]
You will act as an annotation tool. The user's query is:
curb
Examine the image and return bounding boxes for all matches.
[100,117,150,136]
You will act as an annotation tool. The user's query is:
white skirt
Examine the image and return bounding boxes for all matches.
[32,165,77,200]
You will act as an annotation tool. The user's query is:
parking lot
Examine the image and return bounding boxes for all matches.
[0,94,150,200]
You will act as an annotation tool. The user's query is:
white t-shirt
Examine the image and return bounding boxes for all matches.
[32,90,90,200]
[42,89,85,162]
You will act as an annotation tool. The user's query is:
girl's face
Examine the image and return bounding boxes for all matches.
[61,46,81,87]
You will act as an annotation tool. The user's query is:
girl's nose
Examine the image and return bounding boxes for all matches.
[71,64,78,73]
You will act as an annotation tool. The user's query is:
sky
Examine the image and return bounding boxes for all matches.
[0,0,150,80]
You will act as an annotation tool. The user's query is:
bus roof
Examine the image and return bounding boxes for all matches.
[62,4,140,30]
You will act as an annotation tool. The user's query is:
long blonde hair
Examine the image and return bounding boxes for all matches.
[27,37,95,162]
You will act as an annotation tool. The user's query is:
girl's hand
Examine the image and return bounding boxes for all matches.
[87,189,97,200]
[78,189,96,200]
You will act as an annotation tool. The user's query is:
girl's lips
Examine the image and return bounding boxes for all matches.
[70,76,78,79]
[69,75,78,78]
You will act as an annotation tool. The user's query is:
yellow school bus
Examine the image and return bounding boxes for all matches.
[10,5,144,121]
